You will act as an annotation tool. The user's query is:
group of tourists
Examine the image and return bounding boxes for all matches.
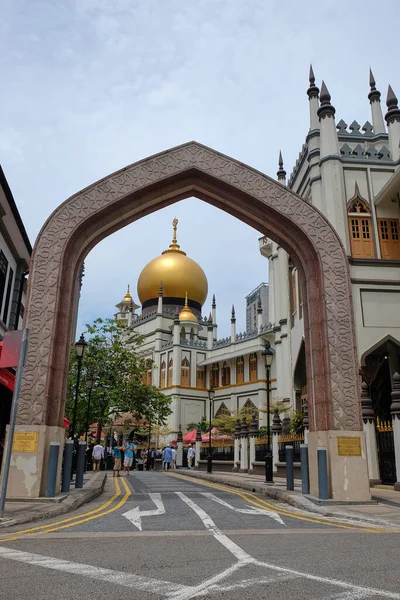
[91,440,197,475]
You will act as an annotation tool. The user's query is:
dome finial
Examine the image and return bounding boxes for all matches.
[172,217,178,245]
[179,291,197,322]
[317,80,336,118]
[184,291,189,308]
[277,150,286,183]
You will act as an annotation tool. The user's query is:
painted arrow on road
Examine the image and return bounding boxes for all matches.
[200,492,285,525]
[122,493,165,531]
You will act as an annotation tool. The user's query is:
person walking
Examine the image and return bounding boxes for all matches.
[187,444,195,469]
[162,445,172,470]
[123,440,134,476]
[92,441,104,472]
[171,446,177,470]
[112,441,123,477]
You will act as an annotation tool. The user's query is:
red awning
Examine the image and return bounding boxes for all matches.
[0,344,15,391]
[183,429,197,443]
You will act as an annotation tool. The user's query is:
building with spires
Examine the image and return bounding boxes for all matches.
[263,66,400,486]
[111,67,400,486]
[114,219,274,436]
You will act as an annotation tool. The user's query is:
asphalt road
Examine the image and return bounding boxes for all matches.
[0,471,398,600]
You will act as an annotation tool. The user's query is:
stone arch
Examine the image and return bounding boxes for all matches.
[19,141,361,435]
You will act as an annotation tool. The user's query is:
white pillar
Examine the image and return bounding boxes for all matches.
[390,372,400,490]
[240,419,249,472]
[207,315,213,350]
[176,425,183,468]
[361,382,380,483]
[195,428,202,469]
[272,407,282,474]
[248,413,258,473]
[233,418,241,471]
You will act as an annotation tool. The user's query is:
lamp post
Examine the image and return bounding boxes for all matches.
[84,375,96,442]
[207,386,215,474]
[146,421,152,471]
[71,334,87,441]
[262,341,274,484]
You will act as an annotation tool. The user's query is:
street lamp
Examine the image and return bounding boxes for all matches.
[70,334,87,441]
[84,375,96,442]
[207,386,215,474]
[262,341,274,484]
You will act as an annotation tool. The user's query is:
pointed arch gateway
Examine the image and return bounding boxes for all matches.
[17,141,369,500]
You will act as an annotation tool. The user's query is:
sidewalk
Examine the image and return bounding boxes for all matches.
[0,471,106,530]
[179,469,400,528]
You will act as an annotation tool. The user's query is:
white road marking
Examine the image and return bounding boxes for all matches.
[175,492,253,563]
[252,560,400,600]
[0,546,187,596]
[200,491,285,525]
[122,492,165,531]
[193,573,301,597]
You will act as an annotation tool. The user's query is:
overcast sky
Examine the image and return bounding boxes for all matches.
[1,0,399,337]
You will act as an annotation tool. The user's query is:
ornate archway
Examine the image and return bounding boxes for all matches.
[14,142,369,500]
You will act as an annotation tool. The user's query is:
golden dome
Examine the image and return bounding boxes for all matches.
[122,284,132,303]
[179,293,198,322]
[137,219,208,306]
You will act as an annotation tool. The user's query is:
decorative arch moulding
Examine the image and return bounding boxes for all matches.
[20,141,361,433]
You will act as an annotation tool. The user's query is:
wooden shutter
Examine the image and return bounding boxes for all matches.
[378,219,400,259]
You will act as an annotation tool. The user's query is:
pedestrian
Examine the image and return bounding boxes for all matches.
[162,444,173,470]
[171,446,177,470]
[123,439,134,476]
[112,441,123,477]
[149,448,156,470]
[187,444,195,469]
[92,441,104,472]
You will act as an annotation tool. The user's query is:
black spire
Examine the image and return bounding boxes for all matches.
[368,68,381,104]
[385,85,400,125]
[231,305,236,323]
[317,81,336,119]
[307,64,319,99]
[277,150,286,181]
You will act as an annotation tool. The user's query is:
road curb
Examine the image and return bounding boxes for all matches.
[0,473,107,530]
[176,470,399,528]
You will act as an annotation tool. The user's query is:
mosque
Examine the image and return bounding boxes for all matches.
[114,217,274,434]
[113,67,400,487]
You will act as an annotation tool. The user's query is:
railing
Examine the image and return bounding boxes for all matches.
[255,442,268,462]
[376,417,393,432]
[278,434,304,463]
[200,444,235,461]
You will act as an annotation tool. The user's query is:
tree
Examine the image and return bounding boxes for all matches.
[186,416,209,433]
[66,317,172,440]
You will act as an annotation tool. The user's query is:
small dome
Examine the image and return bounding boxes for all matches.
[137,219,208,307]
[122,284,132,303]
[179,293,198,322]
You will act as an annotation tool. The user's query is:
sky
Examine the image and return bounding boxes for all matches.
[1,0,399,337]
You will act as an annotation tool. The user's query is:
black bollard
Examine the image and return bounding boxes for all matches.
[300,444,310,495]
[286,445,294,491]
[75,441,87,488]
[61,440,74,493]
[45,442,60,498]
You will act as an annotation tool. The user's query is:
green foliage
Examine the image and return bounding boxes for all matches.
[186,416,209,433]
[289,410,304,435]
[66,317,172,439]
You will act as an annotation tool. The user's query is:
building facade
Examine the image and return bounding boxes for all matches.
[0,166,31,442]
[263,67,400,486]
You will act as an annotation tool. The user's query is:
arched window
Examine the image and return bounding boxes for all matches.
[167,358,173,387]
[222,361,231,386]
[242,398,258,417]
[236,356,244,384]
[180,327,186,341]
[215,402,231,417]
[160,361,166,388]
[190,328,195,340]
[196,367,205,388]
[143,360,152,386]
[348,198,375,258]
[211,363,219,388]
[249,353,257,382]
[181,357,190,387]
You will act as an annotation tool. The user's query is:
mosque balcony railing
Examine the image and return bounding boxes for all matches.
[180,339,207,348]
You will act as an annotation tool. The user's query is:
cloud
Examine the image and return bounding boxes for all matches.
[1,0,399,336]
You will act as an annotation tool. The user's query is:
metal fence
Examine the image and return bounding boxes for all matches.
[278,435,304,463]
[200,444,235,461]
